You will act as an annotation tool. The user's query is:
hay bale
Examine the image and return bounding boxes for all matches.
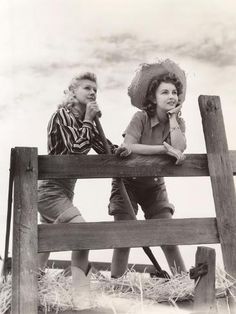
[0,267,235,313]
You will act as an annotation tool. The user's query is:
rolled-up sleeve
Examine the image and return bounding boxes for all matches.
[123,111,144,142]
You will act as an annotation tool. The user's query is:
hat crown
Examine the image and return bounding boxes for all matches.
[128,59,186,109]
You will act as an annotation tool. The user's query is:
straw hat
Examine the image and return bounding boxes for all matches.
[128,59,186,109]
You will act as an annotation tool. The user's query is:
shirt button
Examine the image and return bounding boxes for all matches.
[154,177,159,182]
[132,177,136,180]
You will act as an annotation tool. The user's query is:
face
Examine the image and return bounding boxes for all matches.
[74,79,97,106]
[154,82,178,113]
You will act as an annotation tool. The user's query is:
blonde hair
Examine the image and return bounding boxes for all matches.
[58,72,97,109]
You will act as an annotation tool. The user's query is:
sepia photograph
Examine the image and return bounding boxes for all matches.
[0,0,236,313]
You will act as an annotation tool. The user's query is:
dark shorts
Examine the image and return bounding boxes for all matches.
[108,177,174,219]
[38,179,83,223]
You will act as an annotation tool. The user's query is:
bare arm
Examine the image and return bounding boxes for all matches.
[168,106,186,152]
[122,134,185,165]
[123,134,166,155]
[169,116,186,151]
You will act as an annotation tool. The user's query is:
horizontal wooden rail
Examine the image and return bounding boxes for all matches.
[38,218,219,252]
[38,151,236,179]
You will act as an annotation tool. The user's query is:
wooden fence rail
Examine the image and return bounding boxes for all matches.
[8,95,236,314]
[38,218,219,252]
[38,151,236,179]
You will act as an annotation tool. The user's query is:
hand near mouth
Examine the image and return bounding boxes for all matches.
[167,104,182,117]
[85,101,101,121]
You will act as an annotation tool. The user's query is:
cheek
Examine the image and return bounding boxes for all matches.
[156,95,166,106]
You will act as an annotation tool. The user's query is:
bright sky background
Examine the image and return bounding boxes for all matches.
[0,0,236,271]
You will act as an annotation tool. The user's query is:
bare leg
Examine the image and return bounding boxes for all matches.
[161,244,186,274]
[71,250,89,273]
[69,215,90,273]
[37,216,89,273]
[69,216,91,309]
[151,212,186,274]
[111,247,130,278]
[111,214,132,278]
[38,252,50,271]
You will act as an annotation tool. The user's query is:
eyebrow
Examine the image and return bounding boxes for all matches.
[160,88,177,92]
[84,84,97,90]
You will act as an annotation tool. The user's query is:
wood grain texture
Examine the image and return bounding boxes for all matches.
[38,151,236,179]
[12,147,38,314]
[199,96,236,280]
[38,218,219,252]
[193,246,216,313]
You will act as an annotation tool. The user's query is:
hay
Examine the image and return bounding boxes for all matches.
[0,275,11,314]
[0,266,235,314]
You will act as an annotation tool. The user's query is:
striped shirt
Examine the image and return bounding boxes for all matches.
[47,107,116,155]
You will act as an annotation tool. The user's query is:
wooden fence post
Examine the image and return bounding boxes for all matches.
[199,96,236,307]
[12,147,38,314]
[192,246,216,313]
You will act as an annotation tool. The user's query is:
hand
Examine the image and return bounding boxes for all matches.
[163,141,186,165]
[84,101,101,121]
[167,104,182,118]
[115,144,132,158]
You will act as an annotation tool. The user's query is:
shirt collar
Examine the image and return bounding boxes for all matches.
[150,114,160,128]
[67,106,84,121]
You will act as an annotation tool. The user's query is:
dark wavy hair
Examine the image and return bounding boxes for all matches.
[143,73,183,117]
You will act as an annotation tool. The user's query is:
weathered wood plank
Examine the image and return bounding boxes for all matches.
[12,147,38,314]
[37,151,236,179]
[199,96,236,281]
[38,218,219,252]
[193,246,216,313]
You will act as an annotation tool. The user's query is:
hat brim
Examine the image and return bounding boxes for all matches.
[128,59,186,109]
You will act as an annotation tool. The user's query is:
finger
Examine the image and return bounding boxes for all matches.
[175,154,186,165]
[163,141,171,150]
[97,110,102,118]
[115,146,126,155]
[120,151,128,158]
[114,147,122,155]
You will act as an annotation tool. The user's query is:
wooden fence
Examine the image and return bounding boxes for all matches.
[8,95,236,313]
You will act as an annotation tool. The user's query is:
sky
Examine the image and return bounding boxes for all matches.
[0,0,236,272]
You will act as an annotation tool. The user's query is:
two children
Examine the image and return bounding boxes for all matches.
[109,59,187,278]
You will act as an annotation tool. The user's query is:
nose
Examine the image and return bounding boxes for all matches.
[90,89,95,95]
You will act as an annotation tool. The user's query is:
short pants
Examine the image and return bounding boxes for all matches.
[38,178,83,223]
[108,177,174,219]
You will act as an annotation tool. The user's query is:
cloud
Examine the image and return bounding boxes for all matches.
[169,34,236,67]
[91,28,236,69]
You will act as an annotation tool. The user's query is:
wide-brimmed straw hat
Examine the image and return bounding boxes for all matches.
[128,59,186,109]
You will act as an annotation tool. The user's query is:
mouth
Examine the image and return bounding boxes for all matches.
[88,96,96,101]
[167,102,176,106]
